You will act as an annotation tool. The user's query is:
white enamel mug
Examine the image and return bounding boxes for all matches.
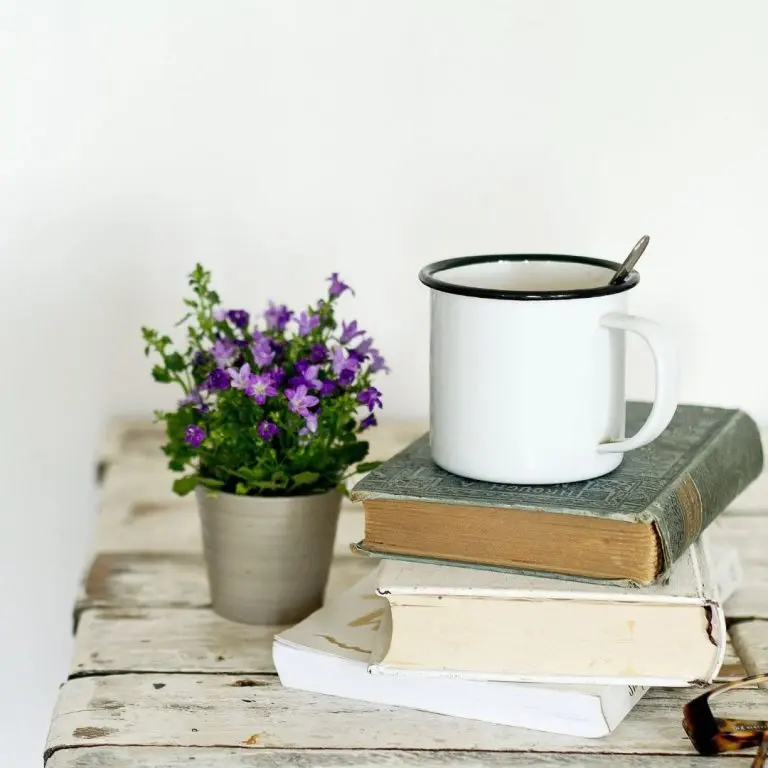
[419,254,678,485]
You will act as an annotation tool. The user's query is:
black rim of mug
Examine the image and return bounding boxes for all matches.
[418,254,640,301]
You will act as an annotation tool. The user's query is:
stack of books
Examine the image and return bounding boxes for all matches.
[273,402,763,737]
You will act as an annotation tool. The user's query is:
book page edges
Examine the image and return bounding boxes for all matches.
[374,537,712,604]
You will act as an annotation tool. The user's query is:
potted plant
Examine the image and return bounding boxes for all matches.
[141,265,388,625]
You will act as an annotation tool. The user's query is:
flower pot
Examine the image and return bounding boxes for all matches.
[195,486,342,625]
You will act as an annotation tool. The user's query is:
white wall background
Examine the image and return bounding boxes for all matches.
[2,0,767,763]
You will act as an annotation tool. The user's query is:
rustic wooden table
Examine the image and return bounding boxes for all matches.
[45,419,768,767]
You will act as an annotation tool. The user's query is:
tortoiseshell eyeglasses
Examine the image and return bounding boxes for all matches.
[683,674,768,767]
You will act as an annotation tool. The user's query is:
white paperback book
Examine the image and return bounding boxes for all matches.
[273,540,741,738]
[368,532,739,687]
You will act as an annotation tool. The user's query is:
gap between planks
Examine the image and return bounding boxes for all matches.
[45,746,759,767]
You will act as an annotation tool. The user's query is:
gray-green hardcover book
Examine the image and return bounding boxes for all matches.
[350,402,763,586]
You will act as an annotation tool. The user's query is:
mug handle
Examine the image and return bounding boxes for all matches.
[596,312,679,454]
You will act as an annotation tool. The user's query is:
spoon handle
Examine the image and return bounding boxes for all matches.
[610,235,650,285]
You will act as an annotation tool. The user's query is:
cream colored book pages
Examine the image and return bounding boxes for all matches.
[370,532,730,686]
[376,534,714,605]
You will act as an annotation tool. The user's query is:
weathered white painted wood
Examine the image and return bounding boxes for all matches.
[71,608,278,675]
[45,747,757,767]
[729,467,768,513]
[709,514,768,619]
[76,553,377,615]
[721,634,748,680]
[94,491,364,558]
[46,674,762,756]
[730,620,768,676]
[70,605,748,679]
[99,417,166,465]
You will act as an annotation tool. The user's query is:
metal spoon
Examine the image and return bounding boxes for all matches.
[610,235,650,285]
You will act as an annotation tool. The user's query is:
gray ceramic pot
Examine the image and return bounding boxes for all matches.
[195,486,342,625]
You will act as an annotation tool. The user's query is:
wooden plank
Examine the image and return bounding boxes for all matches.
[721,632,748,680]
[76,513,768,619]
[710,515,768,620]
[76,553,376,615]
[70,605,748,679]
[45,747,757,767]
[730,620,768,676]
[728,465,768,514]
[94,492,364,558]
[45,674,762,757]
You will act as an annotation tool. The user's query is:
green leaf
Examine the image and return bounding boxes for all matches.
[168,458,186,472]
[238,467,268,483]
[337,440,369,465]
[174,313,193,328]
[355,461,381,474]
[152,365,172,383]
[165,352,186,371]
[251,480,280,490]
[183,298,198,308]
[235,482,250,495]
[272,471,290,489]
[336,482,350,498]
[291,471,320,488]
[172,475,198,496]
[197,477,225,490]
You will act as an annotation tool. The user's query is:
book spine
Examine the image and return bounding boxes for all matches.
[649,410,763,574]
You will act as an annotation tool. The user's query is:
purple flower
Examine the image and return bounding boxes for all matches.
[249,374,278,405]
[227,309,249,329]
[270,339,286,359]
[184,424,206,447]
[212,338,236,367]
[250,336,275,367]
[267,367,286,388]
[227,363,255,391]
[358,386,383,411]
[205,368,230,390]
[303,364,322,390]
[265,301,293,330]
[331,346,359,377]
[309,343,328,364]
[257,420,280,441]
[327,272,351,298]
[179,390,202,407]
[370,347,390,374]
[299,410,319,436]
[349,337,374,361]
[359,413,377,431]
[319,379,337,397]
[294,360,322,390]
[338,369,356,387]
[297,310,320,336]
[340,319,365,345]
[285,384,319,418]
[213,308,228,322]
